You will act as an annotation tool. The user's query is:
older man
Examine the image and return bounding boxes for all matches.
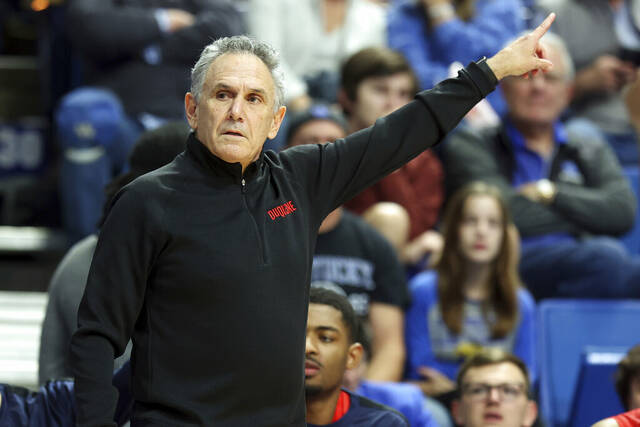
[452,350,538,427]
[443,32,640,300]
[70,16,556,426]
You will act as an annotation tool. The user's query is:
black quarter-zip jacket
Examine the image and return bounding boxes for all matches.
[70,61,497,427]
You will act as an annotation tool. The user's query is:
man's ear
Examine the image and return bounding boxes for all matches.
[268,105,287,140]
[185,92,198,129]
[523,401,539,427]
[451,399,464,426]
[345,342,363,371]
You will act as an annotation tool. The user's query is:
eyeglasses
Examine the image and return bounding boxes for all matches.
[462,382,526,402]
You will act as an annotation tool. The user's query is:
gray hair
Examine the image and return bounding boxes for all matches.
[539,31,575,81]
[190,35,286,111]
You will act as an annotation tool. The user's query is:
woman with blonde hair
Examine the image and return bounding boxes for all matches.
[404,181,536,400]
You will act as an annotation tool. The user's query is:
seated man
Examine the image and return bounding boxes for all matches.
[305,287,409,426]
[338,47,446,268]
[452,349,538,427]
[591,344,640,426]
[286,106,409,382]
[443,32,640,299]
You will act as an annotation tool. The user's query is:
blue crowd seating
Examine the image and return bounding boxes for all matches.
[538,299,640,427]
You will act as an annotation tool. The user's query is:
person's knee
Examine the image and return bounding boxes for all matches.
[55,87,126,150]
[362,202,410,252]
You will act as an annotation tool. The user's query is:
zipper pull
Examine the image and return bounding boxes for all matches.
[241,178,247,193]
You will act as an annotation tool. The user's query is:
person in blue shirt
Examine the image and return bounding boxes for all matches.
[387,0,525,117]
[405,182,536,405]
[306,287,409,426]
[0,363,131,427]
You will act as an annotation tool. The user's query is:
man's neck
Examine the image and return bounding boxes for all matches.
[306,388,343,425]
[511,118,555,158]
[319,208,343,234]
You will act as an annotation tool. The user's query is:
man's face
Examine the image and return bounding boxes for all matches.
[185,53,286,169]
[500,45,571,128]
[458,195,504,265]
[453,362,537,427]
[288,120,346,147]
[629,374,640,409]
[305,303,360,396]
[348,72,414,130]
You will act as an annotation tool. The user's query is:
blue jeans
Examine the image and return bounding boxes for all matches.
[56,87,142,242]
[520,237,640,300]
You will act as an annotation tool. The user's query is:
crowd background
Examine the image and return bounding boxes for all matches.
[1,0,640,425]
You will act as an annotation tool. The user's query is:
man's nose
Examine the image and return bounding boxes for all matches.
[305,335,317,354]
[487,386,501,402]
[228,97,244,120]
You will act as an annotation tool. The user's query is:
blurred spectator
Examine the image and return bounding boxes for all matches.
[338,46,446,270]
[452,349,538,427]
[592,409,640,427]
[342,326,441,427]
[405,182,535,405]
[625,69,640,137]
[286,105,409,383]
[387,0,525,116]
[305,287,409,426]
[443,32,640,300]
[38,122,188,384]
[57,0,244,241]
[542,0,639,165]
[0,362,132,426]
[247,0,387,109]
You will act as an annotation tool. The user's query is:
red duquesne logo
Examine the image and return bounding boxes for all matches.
[267,200,297,221]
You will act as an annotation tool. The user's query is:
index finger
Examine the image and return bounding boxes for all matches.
[531,12,556,41]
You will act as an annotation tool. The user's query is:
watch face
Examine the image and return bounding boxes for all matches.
[538,180,554,200]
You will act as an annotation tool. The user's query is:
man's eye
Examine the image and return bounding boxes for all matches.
[502,385,521,396]
[216,92,230,100]
[320,335,333,343]
[468,386,485,395]
[248,95,261,103]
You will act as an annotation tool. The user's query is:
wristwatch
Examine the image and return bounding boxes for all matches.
[537,179,557,204]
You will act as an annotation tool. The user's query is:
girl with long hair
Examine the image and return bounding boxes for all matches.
[405,181,536,398]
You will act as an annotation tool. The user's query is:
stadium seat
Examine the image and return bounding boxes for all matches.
[568,347,626,427]
[537,299,640,427]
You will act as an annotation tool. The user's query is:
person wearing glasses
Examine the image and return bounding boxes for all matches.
[452,349,538,427]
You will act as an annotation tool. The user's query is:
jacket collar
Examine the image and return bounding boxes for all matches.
[185,132,263,183]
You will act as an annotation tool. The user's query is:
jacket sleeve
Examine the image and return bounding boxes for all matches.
[387,4,449,89]
[442,128,579,237]
[67,0,164,62]
[430,0,524,66]
[281,60,497,226]
[552,138,636,235]
[69,184,166,427]
[160,1,246,65]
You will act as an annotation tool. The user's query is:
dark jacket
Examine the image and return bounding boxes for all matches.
[66,0,245,118]
[70,61,497,427]
[443,123,636,237]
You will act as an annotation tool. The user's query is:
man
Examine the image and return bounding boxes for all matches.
[70,17,556,425]
[286,105,409,382]
[305,287,409,426]
[339,46,446,267]
[591,344,640,426]
[452,350,538,427]
[443,32,640,300]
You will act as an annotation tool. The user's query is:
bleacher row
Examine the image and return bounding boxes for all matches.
[0,293,638,427]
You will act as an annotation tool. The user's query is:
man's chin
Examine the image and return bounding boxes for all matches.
[305,384,323,397]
